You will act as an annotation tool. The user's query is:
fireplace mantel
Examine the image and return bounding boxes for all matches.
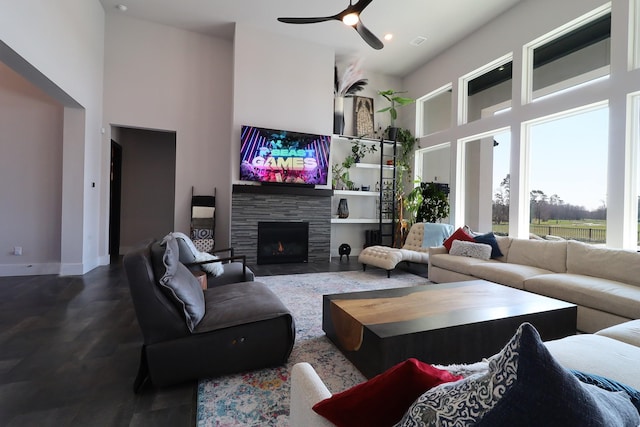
[232,184,333,197]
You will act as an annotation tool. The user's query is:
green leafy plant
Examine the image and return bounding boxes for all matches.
[406,181,450,223]
[394,128,417,202]
[349,139,377,163]
[331,139,377,190]
[377,89,415,127]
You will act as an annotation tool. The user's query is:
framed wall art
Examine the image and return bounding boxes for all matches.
[353,96,375,138]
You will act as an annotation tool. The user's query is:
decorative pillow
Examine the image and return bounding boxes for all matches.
[158,235,205,332]
[443,227,475,251]
[312,358,463,427]
[172,232,223,277]
[397,323,640,427]
[449,240,492,260]
[473,232,504,259]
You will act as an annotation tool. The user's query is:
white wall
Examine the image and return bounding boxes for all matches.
[0,0,105,275]
[0,63,63,274]
[103,13,234,247]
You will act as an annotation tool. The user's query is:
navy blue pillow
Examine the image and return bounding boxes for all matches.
[571,370,640,414]
[474,232,503,259]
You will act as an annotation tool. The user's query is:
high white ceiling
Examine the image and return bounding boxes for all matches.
[99,0,523,77]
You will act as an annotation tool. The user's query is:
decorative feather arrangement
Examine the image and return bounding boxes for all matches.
[335,59,368,97]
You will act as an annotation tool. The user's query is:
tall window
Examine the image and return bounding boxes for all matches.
[634,0,640,70]
[460,130,510,233]
[461,56,513,123]
[526,9,611,102]
[418,85,452,137]
[526,104,608,243]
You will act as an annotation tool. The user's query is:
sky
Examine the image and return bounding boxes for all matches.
[492,106,609,211]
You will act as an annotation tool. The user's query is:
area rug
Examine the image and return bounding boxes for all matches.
[196,269,428,426]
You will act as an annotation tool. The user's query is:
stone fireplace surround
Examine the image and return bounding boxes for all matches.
[231,184,332,265]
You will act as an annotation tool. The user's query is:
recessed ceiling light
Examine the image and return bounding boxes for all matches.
[115,4,128,12]
[384,33,393,41]
[410,36,427,46]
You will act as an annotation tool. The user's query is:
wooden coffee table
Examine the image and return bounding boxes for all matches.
[322,280,576,378]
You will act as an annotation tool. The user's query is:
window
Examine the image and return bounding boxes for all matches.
[461,55,513,123]
[459,130,510,234]
[525,104,608,243]
[633,0,640,70]
[525,8,611,102]
[418,85,452,137]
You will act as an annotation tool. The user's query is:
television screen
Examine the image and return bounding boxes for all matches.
[240,125,331,185]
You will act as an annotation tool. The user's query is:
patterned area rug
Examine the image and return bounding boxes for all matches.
[196,269,428,426]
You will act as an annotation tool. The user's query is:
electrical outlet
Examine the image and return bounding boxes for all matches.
[13,246,22,256]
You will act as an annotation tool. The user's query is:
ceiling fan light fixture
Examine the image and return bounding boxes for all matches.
[342,13,359,26]
[384,33,393,41]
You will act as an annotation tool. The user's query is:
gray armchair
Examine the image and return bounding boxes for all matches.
[172,232,256,286]
[123,237,295,391]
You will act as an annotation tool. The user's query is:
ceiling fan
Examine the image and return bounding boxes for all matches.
[277,0,383,50]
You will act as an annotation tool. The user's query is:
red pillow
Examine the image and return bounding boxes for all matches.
[443,227,475,251]
[312,358,463,427]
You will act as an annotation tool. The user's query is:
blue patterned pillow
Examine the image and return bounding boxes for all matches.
[397,323,640,426]
[571,370,640,413]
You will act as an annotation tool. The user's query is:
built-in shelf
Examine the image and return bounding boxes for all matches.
[331,218,393,224]
[354,163,394,170]
[333,190,379,197]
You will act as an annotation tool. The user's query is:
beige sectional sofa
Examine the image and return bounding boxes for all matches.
[428,236,640,333]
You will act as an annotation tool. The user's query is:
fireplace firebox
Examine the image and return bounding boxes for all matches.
[257,221,309,265]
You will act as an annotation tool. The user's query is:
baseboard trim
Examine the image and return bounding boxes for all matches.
[0,263,61,277]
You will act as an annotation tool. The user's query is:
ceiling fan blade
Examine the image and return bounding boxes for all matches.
[351,0,375,14]
[277,16,337,24]
[355,21,383,50]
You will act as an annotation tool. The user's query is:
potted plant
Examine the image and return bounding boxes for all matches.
[406,181,450,223]
[349,139,377,163]
[376,89,415,141]
[331,163,353,190]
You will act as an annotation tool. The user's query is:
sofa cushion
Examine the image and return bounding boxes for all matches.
[596,320,640,347]
[469,263,553,290]
[567,240,640,287]
[506,238,567,273]
[524,273,640,320]
[429,253,491,276]
[194,281,291,333]
[473,232,503,258]
[449,240,492,260]
[397,323,639,426]
[545,333,640,390]
[158,235,205,332]
[312,358,463,427]
[443,227,475,251]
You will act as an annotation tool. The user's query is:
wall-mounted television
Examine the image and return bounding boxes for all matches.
[240,125,331,186]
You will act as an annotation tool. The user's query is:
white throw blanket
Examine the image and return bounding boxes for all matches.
[171,232,224,277]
